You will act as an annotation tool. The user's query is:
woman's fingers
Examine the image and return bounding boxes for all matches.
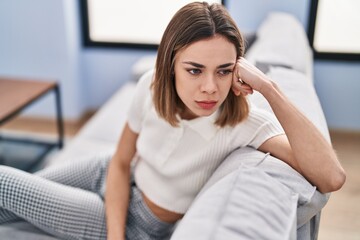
[231,80,253,96]
[235,57,270,93]
[240,83,253,95]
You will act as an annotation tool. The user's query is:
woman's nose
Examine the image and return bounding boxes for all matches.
[200,75,217,94]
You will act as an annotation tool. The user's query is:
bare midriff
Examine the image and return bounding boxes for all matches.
[142,192,184,223]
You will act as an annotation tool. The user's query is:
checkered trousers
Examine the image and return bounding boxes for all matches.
[0,153,175,240]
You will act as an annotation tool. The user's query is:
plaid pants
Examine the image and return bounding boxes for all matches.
[0,153,175,240]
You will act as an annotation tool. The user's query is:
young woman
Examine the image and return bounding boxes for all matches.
[0,2,345,240]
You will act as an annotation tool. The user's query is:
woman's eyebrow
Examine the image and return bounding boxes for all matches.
[182,61,205,68]
[182,61,235,68]
[217,63,235,68]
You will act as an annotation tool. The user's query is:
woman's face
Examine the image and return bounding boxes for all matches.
[174,35,237,120]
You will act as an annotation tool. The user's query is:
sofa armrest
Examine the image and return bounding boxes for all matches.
[245,12,312,78]
[171,148,299,240]
[171,147,329,240]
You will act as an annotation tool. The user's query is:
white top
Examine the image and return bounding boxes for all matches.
[128,70,284,213]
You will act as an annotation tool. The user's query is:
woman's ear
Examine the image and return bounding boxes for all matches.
[231,85,241,96]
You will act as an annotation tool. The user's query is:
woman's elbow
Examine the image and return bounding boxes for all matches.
[320,168,346,193]
[331,168,346,191]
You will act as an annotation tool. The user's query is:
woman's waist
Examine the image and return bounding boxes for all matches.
[142,192,184,223]
[133,161,211,213]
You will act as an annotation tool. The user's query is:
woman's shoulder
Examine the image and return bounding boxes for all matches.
[246,103,276,121]
[229,104,281,132]
[127,69,155,133]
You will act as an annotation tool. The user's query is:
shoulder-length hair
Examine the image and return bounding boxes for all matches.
[152,2,249,127]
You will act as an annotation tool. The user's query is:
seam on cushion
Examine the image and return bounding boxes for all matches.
[252,155,324,231]
[255,152,270,167]
[255,152,318,205]
[260,159,317,205]
[210,165,298,240]
[209,165,248,240]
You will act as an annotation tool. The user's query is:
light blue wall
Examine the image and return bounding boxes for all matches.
[0,0,84,120]
[314,61,360,130]
[82,48,156,108]
[1,0,359,130]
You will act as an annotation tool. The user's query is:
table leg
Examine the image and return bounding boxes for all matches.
[54,85,64,149]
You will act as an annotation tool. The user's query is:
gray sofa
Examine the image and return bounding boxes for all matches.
[0,13,330,240]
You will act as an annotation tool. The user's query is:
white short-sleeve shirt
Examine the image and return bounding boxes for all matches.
[128,70,284,213]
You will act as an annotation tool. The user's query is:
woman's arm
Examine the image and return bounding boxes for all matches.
[105,123,138,240]
[232,57,346,193]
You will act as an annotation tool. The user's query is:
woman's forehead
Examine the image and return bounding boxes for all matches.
[175,36,237,66]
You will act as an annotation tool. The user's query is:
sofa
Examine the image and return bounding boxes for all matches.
[0,13,330,240]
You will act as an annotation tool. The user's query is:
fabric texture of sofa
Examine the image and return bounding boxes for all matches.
[0,13,330,240]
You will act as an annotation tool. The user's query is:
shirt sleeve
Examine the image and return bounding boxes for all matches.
[127,69,154,133]
[231,105,285,149]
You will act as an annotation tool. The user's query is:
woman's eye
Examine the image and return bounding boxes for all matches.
[218,69,232,76]
[187,69,201,75]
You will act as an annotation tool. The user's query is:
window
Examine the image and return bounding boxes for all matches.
[308,0,360,61]
[80,0,224,49]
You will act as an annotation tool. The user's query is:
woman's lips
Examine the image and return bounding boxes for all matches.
[196,101,217,110]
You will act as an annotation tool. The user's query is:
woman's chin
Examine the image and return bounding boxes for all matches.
[181,105,219,120]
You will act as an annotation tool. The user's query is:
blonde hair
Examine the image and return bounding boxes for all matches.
[152,2,249,127]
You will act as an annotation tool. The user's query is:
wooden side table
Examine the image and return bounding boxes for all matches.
[0,77,64,170]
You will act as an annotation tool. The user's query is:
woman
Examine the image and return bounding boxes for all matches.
[0,2,345,240]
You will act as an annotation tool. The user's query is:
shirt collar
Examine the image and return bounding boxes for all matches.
[179,110,219,141]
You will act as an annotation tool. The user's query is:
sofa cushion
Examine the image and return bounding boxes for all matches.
[45,82,136,166]
[77,82,136,143]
